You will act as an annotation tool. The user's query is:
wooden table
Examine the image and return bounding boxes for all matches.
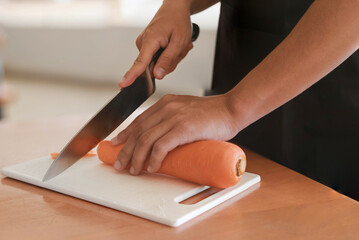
[1,115,358,240]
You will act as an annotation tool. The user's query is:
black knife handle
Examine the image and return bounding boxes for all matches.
[152,23,200,64]
[191,23,200,42]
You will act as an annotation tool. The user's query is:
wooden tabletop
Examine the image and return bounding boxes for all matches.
[0,115,358,240]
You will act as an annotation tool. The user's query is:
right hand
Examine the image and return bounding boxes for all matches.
[118,1,194,88]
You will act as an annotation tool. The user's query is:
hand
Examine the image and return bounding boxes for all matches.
[110,94,240,175]
[118,1,194,88]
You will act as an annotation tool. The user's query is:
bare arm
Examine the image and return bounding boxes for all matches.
[227,0,359,131]
[189,0,219,14]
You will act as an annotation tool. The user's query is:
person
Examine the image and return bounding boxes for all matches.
[110,0,359,200]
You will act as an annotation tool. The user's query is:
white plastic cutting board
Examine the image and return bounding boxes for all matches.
[2,156,260,227]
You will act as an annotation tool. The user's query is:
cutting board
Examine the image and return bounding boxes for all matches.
[2,155,260,227]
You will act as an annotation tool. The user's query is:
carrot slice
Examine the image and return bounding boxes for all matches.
[50,150,97,160]
[97,140,246,188]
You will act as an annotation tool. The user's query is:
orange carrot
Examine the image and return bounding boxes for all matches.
[50,150,97,160]
[97,140,246,188]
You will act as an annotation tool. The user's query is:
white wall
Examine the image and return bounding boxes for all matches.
[2,2,220,94]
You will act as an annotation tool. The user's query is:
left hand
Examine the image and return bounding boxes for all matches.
[110,93,240,175]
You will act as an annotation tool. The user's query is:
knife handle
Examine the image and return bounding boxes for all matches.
[151,23,200,65]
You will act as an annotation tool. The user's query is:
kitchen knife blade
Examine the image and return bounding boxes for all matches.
[42,23,200,181]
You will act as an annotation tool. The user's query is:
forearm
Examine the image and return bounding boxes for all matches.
[163,0,219,15]
[227,0,359,131]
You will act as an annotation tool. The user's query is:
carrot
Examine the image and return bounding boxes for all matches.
[97,140,246,188]
[50,150,97,160]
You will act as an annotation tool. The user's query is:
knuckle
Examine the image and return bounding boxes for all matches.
[163,102,178,112]
[133,127,145,138]
[141,32,150,41]
[178,52,186,61]
[131,116,143,127]
[188,99,197,107]
[134,55,145,65]
[138,132,152,145]
[172,114,184,123]
[143,27,154,37]
[125,125,137,137]
[179,47,191,61]
[119,147,131,160]
[171,36,187,48]
[116,129,126,138]
[168,63,178,73]
[152,142,167,158]
[159,55,175,69]
[179,121,192,132]
[135,38,142,49]
[158,36,169,47]
[173,42,185,51]
[143,28,168,45]
[161,94,176,102]
[131,155,142,167]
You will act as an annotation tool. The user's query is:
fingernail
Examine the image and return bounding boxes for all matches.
[114,161,121,170]
[156,68,166,79]
[147,165,152,173]
[118,77,126,87]
[111,137,119,145]
[130,166,135,175]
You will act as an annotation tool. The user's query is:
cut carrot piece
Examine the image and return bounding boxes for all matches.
[97,140,246,188]
[50,150,97,160]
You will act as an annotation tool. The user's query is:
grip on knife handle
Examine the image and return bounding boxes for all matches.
[152,23,200,65]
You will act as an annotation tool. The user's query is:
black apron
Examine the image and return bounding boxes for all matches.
[211,0,359,200]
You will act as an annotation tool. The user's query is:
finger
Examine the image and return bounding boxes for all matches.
[113,135,137,171]
[121,109,166,146]
[111,94,177,145]
[111,106,166,146]
[136,31,144,50]
[148,127,190,173]
[129,121,174,175]
[111,127,129,146]
[153,38,190,79]
[178,43,193,62]
[119,41,160,88]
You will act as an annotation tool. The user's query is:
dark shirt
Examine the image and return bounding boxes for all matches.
[211,0,359,200]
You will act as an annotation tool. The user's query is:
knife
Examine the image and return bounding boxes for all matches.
[42,23,200,181]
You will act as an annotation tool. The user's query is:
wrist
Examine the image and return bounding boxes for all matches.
[162,0,192,14]
[163,0,217,15]
[223,88,259,133]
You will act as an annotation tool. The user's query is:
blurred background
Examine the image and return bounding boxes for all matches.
[0,0,220,121]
